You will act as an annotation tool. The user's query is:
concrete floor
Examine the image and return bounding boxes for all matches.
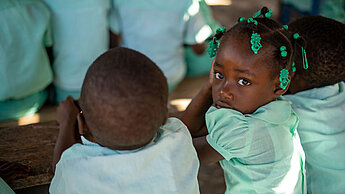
[2,1,281,193]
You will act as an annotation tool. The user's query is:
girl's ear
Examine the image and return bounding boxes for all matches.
[273,75,291,97]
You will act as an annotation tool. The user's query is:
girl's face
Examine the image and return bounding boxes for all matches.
[212,36,281,114]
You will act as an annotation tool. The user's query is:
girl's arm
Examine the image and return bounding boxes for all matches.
[180,60,214,137]
[193,136,224,164]
[180,84,213,136]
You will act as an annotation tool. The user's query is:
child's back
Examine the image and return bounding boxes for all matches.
[0,0,53,121]
[109,0,212,91]
[50,48,200,194]
[43,0,111,102]
[285,15,345,194]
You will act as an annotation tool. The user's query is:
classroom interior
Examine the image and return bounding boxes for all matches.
[1,0,328,193]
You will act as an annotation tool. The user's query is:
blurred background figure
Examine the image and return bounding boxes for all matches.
[184,0,220,78]
[281,0,345,23]
[109,0,213,92]
[0,0,53,121]
[43,0,111,103]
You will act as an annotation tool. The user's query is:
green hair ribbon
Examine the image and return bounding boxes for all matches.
[280,46,287,57]
[293,33,309,70]
[265,9,273,18]
[207,27,226,58]
[251,32,262,54]
[279,69,290,89]
[207,37,219,58]
[253,10,261,18]
[292,62,296,72]
[247,18,258,25]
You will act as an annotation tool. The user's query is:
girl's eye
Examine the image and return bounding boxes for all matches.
[238,78,251,86]
[215,72,224,80]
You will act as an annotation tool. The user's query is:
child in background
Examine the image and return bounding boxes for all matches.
[181,7,306,193]
[109,0,212,91]
[0,0,53,121]
[285,15,345,194]
[185,0,220,77]
[50,48,200,194]
[43,0,111,102]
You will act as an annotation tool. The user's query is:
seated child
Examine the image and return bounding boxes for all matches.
[0,0,53,121]
[43,0,111,102]
[50,48,200,193]
[285,15,345,194]
[181,7,306,193]
[109,0,213,91]
[185,0,220,77]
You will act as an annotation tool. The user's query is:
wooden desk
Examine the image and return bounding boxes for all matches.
[0,121,58,190]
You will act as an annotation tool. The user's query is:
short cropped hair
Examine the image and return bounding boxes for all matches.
[80,47,168,150]
[289,15,345,88]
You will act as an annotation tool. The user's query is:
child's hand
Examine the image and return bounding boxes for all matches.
[53,96,81,172]
[0,159,30,183]
[56,96,79,129]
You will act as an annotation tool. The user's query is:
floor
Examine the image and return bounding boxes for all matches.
[2,1,280,193]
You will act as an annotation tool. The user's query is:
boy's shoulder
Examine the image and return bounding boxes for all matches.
[59,117,193,161]
[51,117,199,194]
[285,82,345,103]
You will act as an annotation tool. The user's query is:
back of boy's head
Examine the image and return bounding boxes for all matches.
[218,8,296,79]
[289,15,345,89]
[80,47,168,150]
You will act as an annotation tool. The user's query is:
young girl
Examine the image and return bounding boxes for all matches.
[285,16,345,194]
[181,7,306,193]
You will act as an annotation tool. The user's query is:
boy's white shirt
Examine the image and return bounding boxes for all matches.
[50,118,200,194]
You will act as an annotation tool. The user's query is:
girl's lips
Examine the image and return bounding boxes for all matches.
[215,101,232,109]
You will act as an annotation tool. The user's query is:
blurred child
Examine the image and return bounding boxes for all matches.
[285,15,345,194]
[0,0,53,121]
[43,0,111,102]
[181,7,306,193]
[50,48,200,193]
[185,0,220,77]
[109,0,212,91]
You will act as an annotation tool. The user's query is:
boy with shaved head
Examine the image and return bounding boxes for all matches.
[50,47,200,194]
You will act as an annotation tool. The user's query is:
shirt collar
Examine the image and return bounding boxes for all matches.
[293,83,341,100]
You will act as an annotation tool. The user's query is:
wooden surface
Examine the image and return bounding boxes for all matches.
[0,121,58,190]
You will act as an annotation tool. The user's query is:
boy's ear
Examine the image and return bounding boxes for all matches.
[162,107,169,125]
[77,112,88,135]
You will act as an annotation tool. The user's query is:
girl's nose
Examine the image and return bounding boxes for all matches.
[219,85,234,101]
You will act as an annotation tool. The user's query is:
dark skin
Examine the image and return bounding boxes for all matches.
[52,96,82,173]
[288,73,309,94]
[52,96,169,173]
[181,36,290,164]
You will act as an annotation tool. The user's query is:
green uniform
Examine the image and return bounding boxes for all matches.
[0,0,52,121]
[206,97,306,193]
[43,0,111,102]
[285,82,345,194]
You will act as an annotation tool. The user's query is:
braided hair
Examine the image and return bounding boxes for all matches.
[215,7,298,80]
[289,15,345,89]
